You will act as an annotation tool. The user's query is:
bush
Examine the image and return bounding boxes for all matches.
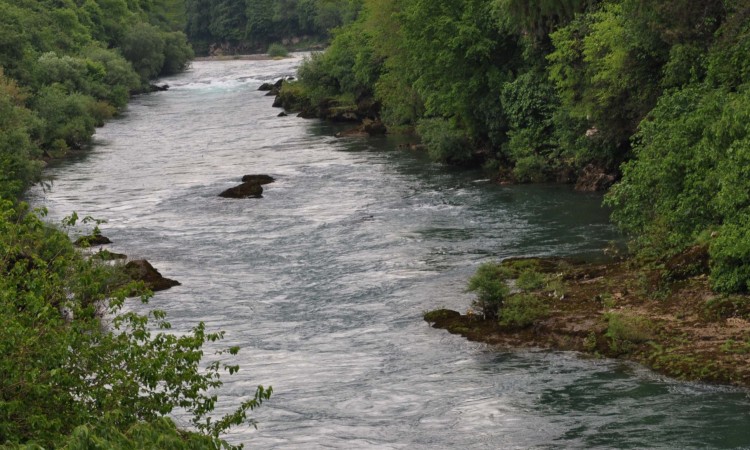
[516,268,546,291]
[710,217,750,293]
[0,71,41,200]
[499,294,549,327]
[267,43,289,58]
[121,23,166,82]
[467,262,513,319]
[32,84,99,151]
[417,118,473,164]
[160,31,194,76]
[0,201,271,446]
[605,312,655,353]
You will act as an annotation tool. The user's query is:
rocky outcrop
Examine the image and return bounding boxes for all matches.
[574,164,617,192]
[149,84,169,92]
[91,249,127,261]
[74,234,112,247]
[335,119,387,138]
[219,174,275,199]
[219,181,263,198]
[260,78,289,96]
[241,174,275,185]
[124,259,180,292]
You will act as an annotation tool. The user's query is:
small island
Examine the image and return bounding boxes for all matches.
[426,251,750,388]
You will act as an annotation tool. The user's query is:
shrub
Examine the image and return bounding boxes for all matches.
[467,262,513,319]
[605,312,655,353]
[499,294,549,327]
[0,201,271,446]
[160,31,194,76]
[121,23,165,82]
[416,118,473,165]
[267,43,289,58]
[516,268,546,291]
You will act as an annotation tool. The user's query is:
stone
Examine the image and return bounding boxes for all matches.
[574,164,617,192]
[74,234,112,247]
[91,249,127,261]
[219,181,263,198]
[124,259,180,292]
[240,174,275,185]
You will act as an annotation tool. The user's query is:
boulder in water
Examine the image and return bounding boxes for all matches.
[219,181,263,198]
[124,259,180,292]
[91,249,127,261]
[241,174,275,184]
[575,164,616,192]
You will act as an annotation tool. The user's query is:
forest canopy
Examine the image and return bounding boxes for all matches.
[185,0,363,54]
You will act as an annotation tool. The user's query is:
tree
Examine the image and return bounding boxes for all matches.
[121,22,166,82]
[0,201,272,446]
[467,262,512,319]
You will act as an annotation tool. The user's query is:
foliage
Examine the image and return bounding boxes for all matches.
[605,312,655,353]
[185,0,363,52]
[121,23,167,81]
[268,43,290,58]
[0,71,41,200]
[467,262,513,319]
[0,201,270,447]
[499,294,549,327]
[0,0,194,201]
[416,118,473,165]
[516,268,546,291]
[161,31,195,76]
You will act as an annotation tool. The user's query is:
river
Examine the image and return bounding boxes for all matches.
[28,55,750,449]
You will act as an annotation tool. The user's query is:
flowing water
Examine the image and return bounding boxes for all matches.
[28,55,750,449]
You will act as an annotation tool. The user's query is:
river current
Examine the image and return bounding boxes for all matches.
[28,55,750,449]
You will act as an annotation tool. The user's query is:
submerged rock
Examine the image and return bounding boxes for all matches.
[219,181,263,198]
[74,234,112,247]
[124,259,180,292]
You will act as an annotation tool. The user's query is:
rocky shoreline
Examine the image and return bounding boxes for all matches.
[425,255,750,388]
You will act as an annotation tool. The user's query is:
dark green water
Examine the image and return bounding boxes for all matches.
[29,57,750,449]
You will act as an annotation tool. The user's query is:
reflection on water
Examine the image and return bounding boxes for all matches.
[27,56,750,449]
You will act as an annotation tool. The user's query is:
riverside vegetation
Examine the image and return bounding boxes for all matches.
[4,0,750,445]
[0,0,271,447]
[271,0,750,385]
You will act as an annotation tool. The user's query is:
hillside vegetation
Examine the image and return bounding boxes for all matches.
[185,0,363,54]
[0,0,271,447]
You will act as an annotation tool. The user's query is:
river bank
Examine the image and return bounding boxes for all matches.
[426,255,750,388]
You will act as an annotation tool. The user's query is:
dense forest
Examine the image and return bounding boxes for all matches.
[0,0,269,447]
[184,0,363,54]
[282,0,750,295]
